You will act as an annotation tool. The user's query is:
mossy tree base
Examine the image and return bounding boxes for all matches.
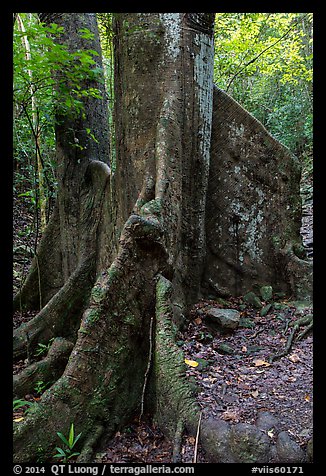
[13,213,167,462]
[14,264,310,463]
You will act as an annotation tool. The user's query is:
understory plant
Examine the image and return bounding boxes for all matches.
[34,338,55,357]
[33,380,51,395]
[53,423,82,463]
[13,399,34,412]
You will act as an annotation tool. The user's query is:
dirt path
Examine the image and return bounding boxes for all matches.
[180,298,313,450]
[91,296,313,464]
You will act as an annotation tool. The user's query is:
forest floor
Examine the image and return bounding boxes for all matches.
[12,173,313,463]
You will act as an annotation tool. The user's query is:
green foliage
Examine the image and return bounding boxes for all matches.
[14,15,103,119]
[13,13,106,219]
[18,189,37,206]
[13,399,34,411]
[53,423,82,462]
[34,380,51,395]
[214,13,313,164]
[97,13,116,171]
[214,13,312,90]
[13,399,38,416]
[34,338,55,357]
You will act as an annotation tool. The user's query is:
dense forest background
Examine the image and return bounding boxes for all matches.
[13,12,313,267]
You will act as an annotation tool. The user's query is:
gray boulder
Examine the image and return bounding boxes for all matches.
[204,307,240,330]
[275,431,307,463]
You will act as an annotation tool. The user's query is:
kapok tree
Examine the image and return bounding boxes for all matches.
[13,13,312,463]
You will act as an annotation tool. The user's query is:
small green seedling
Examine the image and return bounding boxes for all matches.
[53,423,82,463]
[34,380,50,395]
[34,338,54,357]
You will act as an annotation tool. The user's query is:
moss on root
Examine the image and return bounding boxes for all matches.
[154,275,200,437]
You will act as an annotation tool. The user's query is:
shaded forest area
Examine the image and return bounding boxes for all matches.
[13,13,313,464]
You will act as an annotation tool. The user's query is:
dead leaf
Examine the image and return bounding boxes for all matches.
[221,410,240,422]
[212,366,222,373]
[253,359,271,367]
[187,436,196,445]
[194,317,202,325]
[288,353,301,363]
[287,376,297,382]
[13,417,24,422]
[185,358,199,368]
[304,395,310,402]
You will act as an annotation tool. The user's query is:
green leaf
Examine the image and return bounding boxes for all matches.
[13,399,33,411]
[57,431,70,448]
[70,432,82,450]
[54,447,66,457]
[18,190,34,198]
[68,423,74,448]
[78,28,95,40]
[67,452,81,459]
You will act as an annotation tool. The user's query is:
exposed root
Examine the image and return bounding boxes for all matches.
[13,254,96,360]
[13,338,74,398]
[290,314,313,328]
[172,418,184,463]
[269,314,313,363]
[154,275,200,439]
[13,266,310,463]
[13,184,312,465]
[280,241,313,300]
[13,205,63,313]
[13,213,167,463]
[269,327,297,363]
[297,320,313,340]
[77,424,104,463]
[154,275,308,463]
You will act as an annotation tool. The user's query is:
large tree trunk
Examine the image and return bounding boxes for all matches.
[113,13,215,312]
[13,13,311,464]
[14,12,216,462]
[13,13,111,314]
[13,12,113,358]
[203,85,312,300]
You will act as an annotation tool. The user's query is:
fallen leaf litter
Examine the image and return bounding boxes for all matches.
[179,298,313,450]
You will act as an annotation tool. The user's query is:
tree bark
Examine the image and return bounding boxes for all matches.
[14,11,217,462]
[13,13,311,464]
[14,12,111,313]
[114,13,215,315]
[203,85,312,299]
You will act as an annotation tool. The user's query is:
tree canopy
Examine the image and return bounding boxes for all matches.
[213,13,313,157]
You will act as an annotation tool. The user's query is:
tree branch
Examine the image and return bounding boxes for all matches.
[226,14,309,92]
